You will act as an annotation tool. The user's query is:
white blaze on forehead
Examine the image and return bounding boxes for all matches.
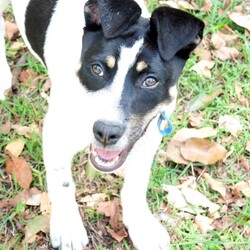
[110,39,144,100]
[88,39,144,123]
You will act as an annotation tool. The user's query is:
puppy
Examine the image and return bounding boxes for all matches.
[0,0,204,249]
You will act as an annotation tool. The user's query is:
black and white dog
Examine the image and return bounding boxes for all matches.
[0,0,204,249]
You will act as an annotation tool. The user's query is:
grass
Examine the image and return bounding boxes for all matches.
[1,0,250,249]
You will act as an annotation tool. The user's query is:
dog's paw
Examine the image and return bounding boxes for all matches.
[50,204,88,250]
[125,212,170,250]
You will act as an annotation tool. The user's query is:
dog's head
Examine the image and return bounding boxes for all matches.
[78,0,204,172]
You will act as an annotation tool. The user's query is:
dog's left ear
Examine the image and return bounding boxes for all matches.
[150,7,205,61]
[84,0,142,38]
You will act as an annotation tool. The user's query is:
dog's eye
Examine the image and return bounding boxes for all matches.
[142,77,159,89]
[92,64,104,76]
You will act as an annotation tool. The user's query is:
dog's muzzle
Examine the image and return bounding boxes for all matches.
[89,120,129,172]
[89,144,130,172]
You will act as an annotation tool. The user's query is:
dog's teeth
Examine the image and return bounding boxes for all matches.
[95,155,119,168]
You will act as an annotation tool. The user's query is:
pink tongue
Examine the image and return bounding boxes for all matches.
[93,145,121,161]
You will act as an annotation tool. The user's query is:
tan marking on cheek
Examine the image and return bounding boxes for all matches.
[136,61,148,72]
[106,56,116,68]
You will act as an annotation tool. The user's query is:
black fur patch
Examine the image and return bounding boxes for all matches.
[25,0,58,64]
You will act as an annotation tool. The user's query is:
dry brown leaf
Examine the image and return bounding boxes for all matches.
[6,154,32,189]
[213,46,240,61]
[203,173,226,197]
[163,184,220,214]
[26,189,42,206]
[195,215,214,234]
[172,127,218,142]
[228,12,250,31]
[11,124,41,139]
[181,187,220,214]
[188,113,204,128]
[80,193,107,207]
[191,60,215,77]
[165,127,218,165]
[217,31,238,45]
[97,199,120,230]
[0,120,11,134]
[108,228,128,242]
[201,0,212,12]
[24,215,50,244]
[4,21,19,40]
[5,139,25,157]
[177,1,198,10]
[218,115,243,136]
[40,192,51,215]
[234,180,250,198]
[211,33,226,49]
[165,140,189,164]
[180,138,227,165]
[0,188,40,209]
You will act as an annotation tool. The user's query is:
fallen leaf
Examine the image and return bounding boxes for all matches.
[191,60,215,77]
[4,21,19,40]
[177,0,198,10]
[24,215,50,243]
[185,89,223,112]
[11,124,41,139]
[203,173,226,197]
[0,188,40,209]
[172,127,218,142]
[180,138,227,165]
[0,120,11,134]
[80,193,107,207]
[5,154,32,189]
[218,115,243,136]
[163,184,220,214]
[108,228,128,242]
[181,187,220,214]
[188,113,204,128]
[201,0,212,12]
[40,192,51,216]
[97,199,120,230]
[213,46,240,61]
[5,139,25,157]
[228,12,250,31]
[195,215,214,234]
[211,33,226,49]
[19,69,38,83]
[26,189,42,206]
[234,181,250,198]
[165,140,189,164]
[165,127,218,165]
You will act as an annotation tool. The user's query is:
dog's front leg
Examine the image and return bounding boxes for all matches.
[43,110,89,250]
[121,117,170,250]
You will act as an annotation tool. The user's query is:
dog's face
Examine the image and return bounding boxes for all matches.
[77,0,204,172]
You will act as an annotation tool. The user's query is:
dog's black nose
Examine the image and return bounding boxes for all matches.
[93,120,125,146]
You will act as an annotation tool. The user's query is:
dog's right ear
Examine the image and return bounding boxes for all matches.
[84,0,142,38]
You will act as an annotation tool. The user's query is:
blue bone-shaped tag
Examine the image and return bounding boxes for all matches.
[157,111,173,136]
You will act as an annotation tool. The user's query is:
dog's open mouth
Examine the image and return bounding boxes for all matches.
[89,144,130,172]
